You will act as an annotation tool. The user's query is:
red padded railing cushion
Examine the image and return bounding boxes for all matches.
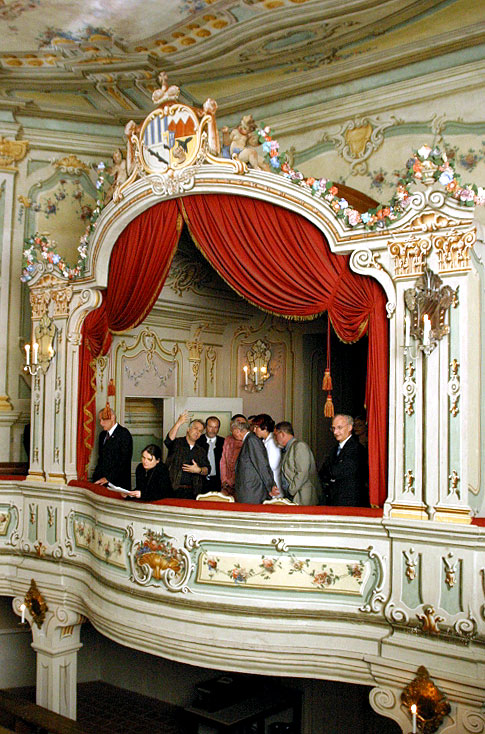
[68,481,383,516]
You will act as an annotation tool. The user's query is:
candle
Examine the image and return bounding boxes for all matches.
[20,603,25,624]
[32,342,39,364]
[24,344,30,366]
[243,365,248,386]
[405,313,410,347]
[253,366,258,385]
[422,315,431,347]
[48,345,54,359]
[260,365,267,376]
[411,703,417,734]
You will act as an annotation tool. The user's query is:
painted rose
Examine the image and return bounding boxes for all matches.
[330,200,340,212]
[262,558,275,571]
[231,567,248,583]
[459,187,475,202]
[347,209,361,226]
[338,198,349,209]
[313,571,331,586]
[328,185,338,196]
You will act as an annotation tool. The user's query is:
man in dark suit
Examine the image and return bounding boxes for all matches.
[93,407,133,490]
[196,416,225,492]
[233,419,276,504]
[320,414,368,507]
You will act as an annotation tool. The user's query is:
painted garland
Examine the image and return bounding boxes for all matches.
[21,162,109,282]
[20,138,485,283]
[257,130,485,231]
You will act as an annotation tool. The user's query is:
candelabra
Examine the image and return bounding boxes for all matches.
[242,339,272,392]
[23,314,56,375]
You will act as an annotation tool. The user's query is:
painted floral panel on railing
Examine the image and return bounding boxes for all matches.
[197,550,369,595]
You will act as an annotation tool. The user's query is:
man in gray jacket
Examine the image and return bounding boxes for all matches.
[274,421,321,505]
[233,419,276,503]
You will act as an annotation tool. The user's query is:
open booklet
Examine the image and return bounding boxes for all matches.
[107,482,131,494]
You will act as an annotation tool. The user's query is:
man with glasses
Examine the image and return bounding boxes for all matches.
[319,414,368,507]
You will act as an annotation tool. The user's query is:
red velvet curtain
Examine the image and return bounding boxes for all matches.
[77,201,181,479]
[181,194,388,506]
[77,194,388,506]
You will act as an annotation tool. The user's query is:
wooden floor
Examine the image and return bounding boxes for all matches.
[6,681,187,734]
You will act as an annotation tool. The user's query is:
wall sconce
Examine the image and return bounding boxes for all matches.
[404,266,455,356]
[242,339,271,392]
[23,578,49,629]
[24,314,56,376]
[401,665,450,733]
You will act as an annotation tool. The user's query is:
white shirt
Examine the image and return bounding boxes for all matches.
[338,435,352,451]
[263,433,282,489]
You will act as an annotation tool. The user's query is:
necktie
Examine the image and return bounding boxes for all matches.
[280,447,289,494]
[207,438,216,476]
[103,432,110,445]
[336,446,341,457]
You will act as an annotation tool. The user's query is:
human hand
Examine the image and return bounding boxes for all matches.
[270,486,281,497]
[94,477,108,485]
[177,410,191,425]
[182,459,201,474]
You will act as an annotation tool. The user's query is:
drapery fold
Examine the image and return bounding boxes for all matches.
[76,202,181,480]
[180,195,388,505]
[76,194,388,506]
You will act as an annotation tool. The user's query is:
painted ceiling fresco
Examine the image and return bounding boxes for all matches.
[0,0,484,121]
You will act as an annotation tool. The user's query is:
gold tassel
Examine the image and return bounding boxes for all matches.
[324,394,334,418]
[100,401,112,420]
[322,368,332,391]
[107,378,116,397]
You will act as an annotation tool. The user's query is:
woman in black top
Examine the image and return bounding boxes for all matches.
[123,444,172,502]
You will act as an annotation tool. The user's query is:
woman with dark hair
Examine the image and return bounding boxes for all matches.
[252,414,282,493]
[123,444,172,502]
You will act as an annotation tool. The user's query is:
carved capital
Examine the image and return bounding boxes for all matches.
[30,290,50,319]
[388,235,432,277]
[434,228,476,273]
[50,286,73,317]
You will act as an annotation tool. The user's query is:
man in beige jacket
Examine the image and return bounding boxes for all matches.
[274,422,321,505]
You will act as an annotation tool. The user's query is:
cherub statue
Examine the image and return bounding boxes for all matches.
[124,119,139,176]
[152,71,180,106]
[105,148,128,201]
[228,115,270,171]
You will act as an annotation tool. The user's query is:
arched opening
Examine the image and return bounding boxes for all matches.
[77,192,388,506]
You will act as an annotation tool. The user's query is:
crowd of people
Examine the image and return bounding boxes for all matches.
[92,406,369,507]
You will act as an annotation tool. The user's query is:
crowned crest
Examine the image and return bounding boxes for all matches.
[113,74,245,202]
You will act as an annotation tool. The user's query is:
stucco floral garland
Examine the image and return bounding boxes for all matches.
[21,161,110,282]
[257,129,485,231]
